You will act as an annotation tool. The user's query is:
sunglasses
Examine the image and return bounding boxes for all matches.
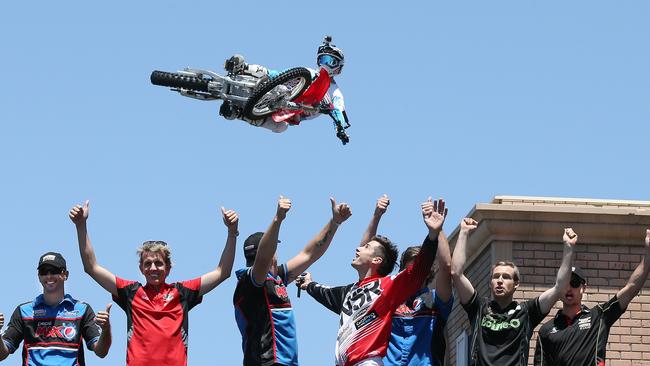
[38,267,65,276]
[569,277,585,288]
[143,240,168,246]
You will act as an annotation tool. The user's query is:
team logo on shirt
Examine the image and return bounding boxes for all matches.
[275,284,289,299]
[578,316,591,330]
[34,309,47,317]
[481,314,521,331]
[35,322,77,340]
[163,293,175,304]
[341,280,382,316]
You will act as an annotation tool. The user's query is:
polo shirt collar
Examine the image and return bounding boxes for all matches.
[555,304,590,324]
[34,294,75,307]
[489,299,518,313]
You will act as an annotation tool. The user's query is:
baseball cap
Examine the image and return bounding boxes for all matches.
[571,266,586,283]
[37,252,67,270]
[243,232,281,266]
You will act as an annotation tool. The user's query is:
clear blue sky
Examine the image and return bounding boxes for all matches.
[1,1,648,365]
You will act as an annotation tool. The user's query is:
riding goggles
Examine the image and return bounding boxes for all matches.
[318,54,340,68]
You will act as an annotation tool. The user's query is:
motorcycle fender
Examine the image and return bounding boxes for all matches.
[272,110,301,123]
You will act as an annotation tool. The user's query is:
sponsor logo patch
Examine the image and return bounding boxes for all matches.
[354,310,378,330]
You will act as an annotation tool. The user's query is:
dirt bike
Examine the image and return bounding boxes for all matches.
[150,62,350,145]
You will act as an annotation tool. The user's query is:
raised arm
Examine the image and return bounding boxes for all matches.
[451,218,478,305]
[616,229,650,309]
[252,196,292,285]
[70,201,117,296]
[0,312,7,361]
[199,207,239,296]
[92,303,112,358]
[388,198,446,309]
[285,197,352,284]
[298,272,352,315]
[538,228,577,314]
[359,194,389,246]
[431,230,453,303]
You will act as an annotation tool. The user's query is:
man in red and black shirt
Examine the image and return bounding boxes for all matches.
[298,197,447,366]
[69,200,239,366]
[534,229,650,366]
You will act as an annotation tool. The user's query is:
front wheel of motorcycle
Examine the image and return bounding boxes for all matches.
[242,67,312,120]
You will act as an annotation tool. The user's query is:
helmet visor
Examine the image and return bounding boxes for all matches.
[318,54,340,68]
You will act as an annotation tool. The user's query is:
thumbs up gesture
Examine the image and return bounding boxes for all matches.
[69,200,90,225]
[95,303,112,331]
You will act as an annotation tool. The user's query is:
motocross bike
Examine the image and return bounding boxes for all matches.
[150,62,350,145]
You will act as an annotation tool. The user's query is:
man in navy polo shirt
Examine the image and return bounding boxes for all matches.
[0,252,112,365]
[534,229,650,366]
[234,196,352,366]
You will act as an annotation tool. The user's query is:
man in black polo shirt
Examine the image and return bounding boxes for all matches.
[534,229,650,366]
[451,219,578,366]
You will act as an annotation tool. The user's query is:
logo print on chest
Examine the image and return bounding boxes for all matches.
[341,280,382,316]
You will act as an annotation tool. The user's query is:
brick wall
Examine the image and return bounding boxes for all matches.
[512,241,650,366]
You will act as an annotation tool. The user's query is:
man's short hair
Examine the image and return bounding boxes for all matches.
[399,246,420,272]
[371,235,398,276]
[492,261,520,283]
[137,240,173,268]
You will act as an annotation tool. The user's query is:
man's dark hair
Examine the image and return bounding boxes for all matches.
[399,246,421,272]
[371,235,399,276]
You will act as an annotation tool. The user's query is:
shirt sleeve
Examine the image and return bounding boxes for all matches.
[526,297,548,328]
[1,306,24,353]
[306,282,352,315]
[599,295,625,328]
[80,304,101,350]
[113,277,139,311]
[533,335,545,366]
[177,277,203,311]
[433,290,454,321]
[385,234,439,310]
[462,291,480,325]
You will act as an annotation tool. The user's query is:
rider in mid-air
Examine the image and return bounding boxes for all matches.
[221,36,349,139]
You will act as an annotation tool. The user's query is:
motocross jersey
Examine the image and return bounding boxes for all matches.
[267,68,348,128]
[305,234,438,366]
[233,264,298,366]
[113,276,203,366]
[1,294,101,366]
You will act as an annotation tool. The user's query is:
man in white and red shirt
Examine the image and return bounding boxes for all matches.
[69,200,239,366]
[299,197,447,366]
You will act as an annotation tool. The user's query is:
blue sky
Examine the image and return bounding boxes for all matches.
[1,1,648,365]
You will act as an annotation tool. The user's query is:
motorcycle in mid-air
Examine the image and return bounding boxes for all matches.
[150,59,350,144]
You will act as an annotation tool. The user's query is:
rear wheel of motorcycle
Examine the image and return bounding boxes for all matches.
[242,67,312,120]
[150,71,210,92]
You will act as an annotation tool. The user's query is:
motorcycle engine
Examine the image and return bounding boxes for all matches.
[219,101,241,120]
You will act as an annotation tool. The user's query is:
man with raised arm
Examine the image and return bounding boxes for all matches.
[300,195,453,366]
[0,252,112,365]
[451,218,577,366]
[534,229,650,366]
[233,196,352,366]
[298,197,447,366]
[69,200,239,366]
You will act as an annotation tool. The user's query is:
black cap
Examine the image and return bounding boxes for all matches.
[571,266,586,283]
[243,232,281,266]
[38,252,67,270]
[243,232,264,265]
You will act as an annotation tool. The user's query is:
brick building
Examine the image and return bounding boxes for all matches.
[445,196,650,366]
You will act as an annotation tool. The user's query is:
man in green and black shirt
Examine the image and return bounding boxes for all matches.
[451,219,577,366]
[534,229,650,366]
